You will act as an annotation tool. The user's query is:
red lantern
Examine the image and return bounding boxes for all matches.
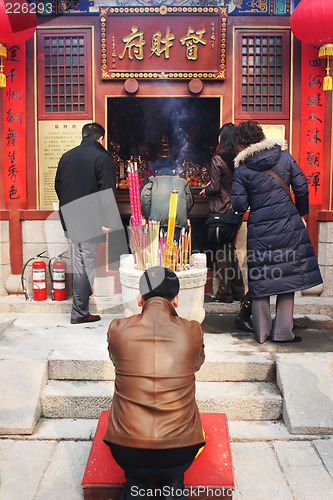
[291,0,333,90]
[0,0,37,87]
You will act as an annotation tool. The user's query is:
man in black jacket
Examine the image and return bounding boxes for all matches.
[55,122,120,324]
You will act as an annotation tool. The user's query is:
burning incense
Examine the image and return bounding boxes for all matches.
[133,162,142,226]
[187,219,192,266]
[129,224,144,270]
[127,182,194,273]
[146,223,152,268]
[180,227,185,271]
[128,161,142,226]
[149,220,160,267]
[172,240,177,272]
[127,164,135,222]
[143,223,148,268]
[184,231,189,269]
[167,190,178,245]
[160,229,164,266]
[165,189,178,268]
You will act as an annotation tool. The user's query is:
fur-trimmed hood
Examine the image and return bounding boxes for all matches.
[234,139,285,170]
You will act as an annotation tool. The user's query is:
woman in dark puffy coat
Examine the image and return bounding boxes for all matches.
[230,121,322,344]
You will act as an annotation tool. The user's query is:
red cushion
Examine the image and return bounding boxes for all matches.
[82,412,233,497]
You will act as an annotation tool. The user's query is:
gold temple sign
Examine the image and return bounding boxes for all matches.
[100,6,228,80]
[150,27,175,59]
[180,27,207,61]
[119,27,145,61]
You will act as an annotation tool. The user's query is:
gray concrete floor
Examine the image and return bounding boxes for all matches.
[0,308,333,499]
[202,313,333,353]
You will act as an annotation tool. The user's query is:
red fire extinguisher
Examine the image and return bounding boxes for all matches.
[49,251,68,301]
[32,256,47,301]
[21,251,49,301]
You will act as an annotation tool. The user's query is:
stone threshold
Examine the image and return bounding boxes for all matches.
[0,294,332,317]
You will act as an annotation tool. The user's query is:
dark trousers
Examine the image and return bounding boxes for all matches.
[252,292,295,343]
[71,241,99,321]
[107,443,201,500]
[215,241,244,301]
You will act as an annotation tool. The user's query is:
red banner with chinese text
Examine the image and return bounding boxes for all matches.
[300,44,325,205]
[3,43,27,203]
[100,7,227,80]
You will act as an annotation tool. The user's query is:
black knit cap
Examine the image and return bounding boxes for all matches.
[139,266,179,302]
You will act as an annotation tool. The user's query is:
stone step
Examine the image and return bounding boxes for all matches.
[1,295,332,318]
[195,381,282,420]
[276,353,333,435]
[0,295,124,314]
[3,418,320,443]
[41,380,282,421]
[41,381,114,419]
[48,350,275,382]
[0,360,48,435]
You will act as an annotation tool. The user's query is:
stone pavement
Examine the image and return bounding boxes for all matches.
[0,297,333,499]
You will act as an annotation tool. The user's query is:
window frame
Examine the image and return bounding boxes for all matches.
[234,28,291,121]
[36,28,92,120]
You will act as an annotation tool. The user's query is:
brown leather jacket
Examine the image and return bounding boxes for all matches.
[205,146,236,214]
[103,297,205,449]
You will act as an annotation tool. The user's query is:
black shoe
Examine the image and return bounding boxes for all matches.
[210,295,233,303]
[70,313,101,324]
[293,320,307,330]
[235,316,255,333]
[274,335,302,343]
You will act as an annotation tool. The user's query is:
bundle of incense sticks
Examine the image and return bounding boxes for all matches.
[187,219,192,265]
[160,229,164,266]
[127,186,193,271]
[128,222,192,272]
[177,223,191,271]
[143,223,148,268]
[184,226,190,270]
[128,223,145,270]
[172,241,178,272]
[179,227,185,271]
[165,189,178,268]
[146,220,160,268]
[127,161,142,226]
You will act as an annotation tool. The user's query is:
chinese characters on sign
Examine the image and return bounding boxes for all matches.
[119,27,146,61]
[150,27,175,59]
[300,44,325,204]
[3,44,27,202]
[118,25,207,62]
[100,8,227,80]
[180,27,207,61]
[38,120,86,210]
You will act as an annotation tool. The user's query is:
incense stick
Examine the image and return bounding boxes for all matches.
[166,189,178,268]
[160,229,164,266]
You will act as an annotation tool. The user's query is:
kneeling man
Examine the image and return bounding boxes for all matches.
[104,266,205,500]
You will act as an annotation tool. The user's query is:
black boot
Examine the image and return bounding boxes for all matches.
[235,297,254,333]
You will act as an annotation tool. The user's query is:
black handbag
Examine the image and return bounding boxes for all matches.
[206,212,242,244]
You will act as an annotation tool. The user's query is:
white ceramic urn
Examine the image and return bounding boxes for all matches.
[119,253,207,323]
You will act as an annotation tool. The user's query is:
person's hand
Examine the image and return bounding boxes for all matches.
[102,226,111,233]
[199,181,210,197]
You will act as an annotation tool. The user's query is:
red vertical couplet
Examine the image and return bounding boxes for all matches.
[3,43,27,203]
[300,44,325,205]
